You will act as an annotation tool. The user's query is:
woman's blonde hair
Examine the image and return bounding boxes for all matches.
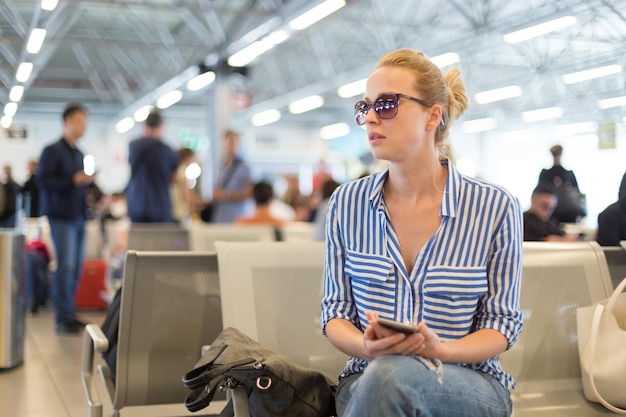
[377,49,468,161]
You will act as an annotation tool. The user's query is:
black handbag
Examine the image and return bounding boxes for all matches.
[182,327,336,417]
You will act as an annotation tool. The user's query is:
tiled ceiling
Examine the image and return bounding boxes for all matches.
[2,0,626,131]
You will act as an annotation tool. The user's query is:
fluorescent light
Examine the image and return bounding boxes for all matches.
[16,62,34,82]
[563,64,622,84]
[289,0,346,31]
[475,86,522,104]
[555,122,597,135]
[504,16,577,44]
[431,52,460,68]
[187,71,216,91]
[320,122,349,139]
[251,109,281,126]
[156,90,183,109]
[228,30,290,67]
[4,102,18,117]
[9,86,24,102]
[116,117,135,133]
[0,115,12,128]
[228,41,272,67]
[521,107,563,123]
[462,117,497,133]
[26,28,47,54]
[134,105,153,122]
[289,95,324,114]
[598,96,626,109]
[41,0,58,11]
[337,78,367,98]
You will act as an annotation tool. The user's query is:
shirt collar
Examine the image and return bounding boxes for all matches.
[368,159,463,218]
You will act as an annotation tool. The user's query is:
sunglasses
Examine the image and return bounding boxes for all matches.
[354,93,433,125]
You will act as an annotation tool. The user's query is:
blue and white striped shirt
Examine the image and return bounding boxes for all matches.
[321,160,523,390]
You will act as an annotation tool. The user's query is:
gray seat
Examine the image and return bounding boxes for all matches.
[81,250,223,417]
[501,241,615,416]
[189,224,276,251]
[127,224,190,251]
[214,241,348,383]
[279,222,316,241]
[602,245,626,290]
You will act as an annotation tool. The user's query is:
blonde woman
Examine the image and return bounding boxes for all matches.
[321,49,523,417]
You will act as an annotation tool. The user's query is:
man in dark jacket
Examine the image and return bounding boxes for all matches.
[597,172,626,246]
[37,102,96,334]
[523,183,578,242]
[125,110,178,223]
[21,159,41,217]
[0,164,21,227]
[538,144,586,223]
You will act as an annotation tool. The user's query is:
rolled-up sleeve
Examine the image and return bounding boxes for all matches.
[320,190,358,334]
[475,194,523,349]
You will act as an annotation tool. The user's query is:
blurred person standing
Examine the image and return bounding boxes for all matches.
[210,130,252,223]
[126,110,178,223]
[37,102,95,334]
[523,183,578,242]
[0,164,21,227]
[171,147,204,224]
[596,171,626,246]
[538,144,585,223]
[21,159,40,217]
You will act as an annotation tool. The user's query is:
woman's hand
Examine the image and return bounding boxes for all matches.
[364,311,451,362]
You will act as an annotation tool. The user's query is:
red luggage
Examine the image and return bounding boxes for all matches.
[75,259,108,310]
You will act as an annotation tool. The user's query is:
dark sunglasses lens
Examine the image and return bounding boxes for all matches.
[354,100,368,125]
[374,96,398,119]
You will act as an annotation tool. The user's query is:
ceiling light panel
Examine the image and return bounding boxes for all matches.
[598,96,626,109]
[156,90,183,109]
[16,62,34,82]
[320,122,350,139]
[9,86,24,102]
[430,52,460,68]
[187,71,216,91]
[251,109,281,126]
[289,95,324,114]
[504,16,577,44]
[563,64,623,84]
[462,117,497,133]
[475,86,522,104]
[521,107,563,123]
[337,78,367,98]
[289,0,346,31]
[26,28,47,54]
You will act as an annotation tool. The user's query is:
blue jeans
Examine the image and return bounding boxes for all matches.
[49,218,85,326]
[336,355,512,417]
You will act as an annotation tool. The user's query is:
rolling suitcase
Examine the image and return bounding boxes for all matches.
[75,258,108,310]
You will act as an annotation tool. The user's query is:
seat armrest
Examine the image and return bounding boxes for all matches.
[86,324,109,352]
[81,324,110,417]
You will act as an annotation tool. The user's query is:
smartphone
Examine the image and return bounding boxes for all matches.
[376,318,419,334]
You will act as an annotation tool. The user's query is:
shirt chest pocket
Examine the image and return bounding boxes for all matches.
[423,266,489,309]
[345,249,395,298]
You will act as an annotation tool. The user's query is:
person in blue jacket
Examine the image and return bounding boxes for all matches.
[37,102,96,334]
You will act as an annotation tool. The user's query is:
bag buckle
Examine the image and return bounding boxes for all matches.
[256,376,272,390]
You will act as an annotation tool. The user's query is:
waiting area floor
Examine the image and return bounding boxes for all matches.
[0,308,106,417]
[0,308,212,417]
